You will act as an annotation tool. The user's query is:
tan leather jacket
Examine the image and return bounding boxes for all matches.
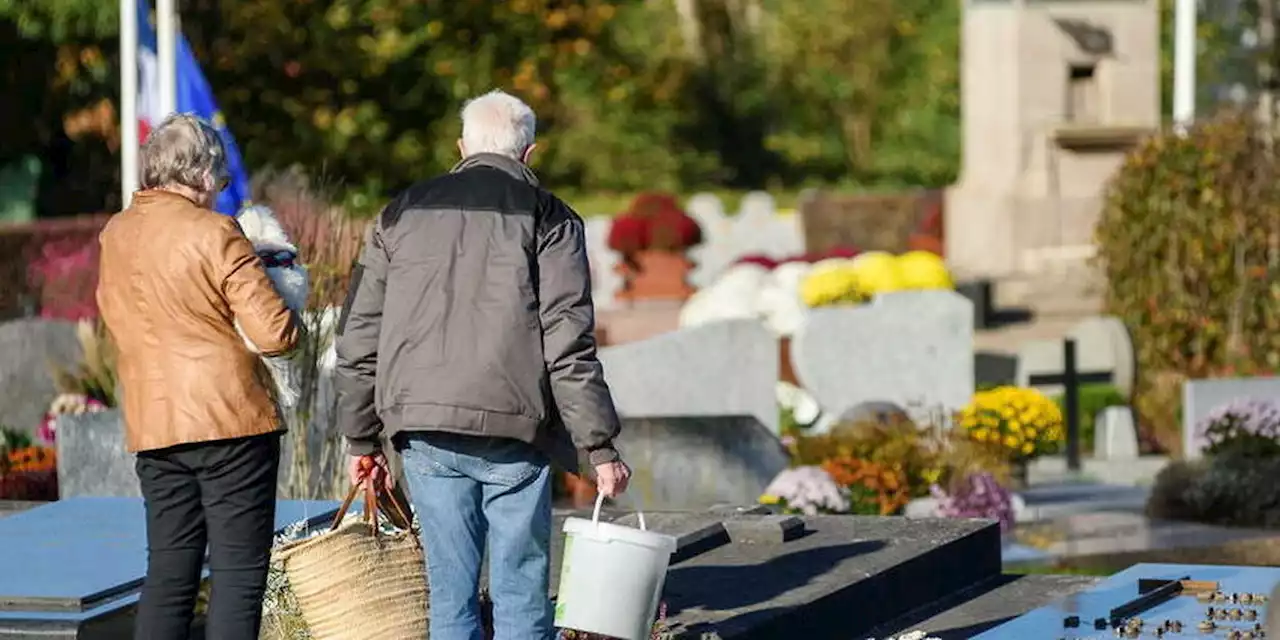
[97,190,300,452]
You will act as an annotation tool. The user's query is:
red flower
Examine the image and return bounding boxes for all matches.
[607,192,703,254]
[648,207,701,251]
[818,245,860,260]
[606,214,650,254]
[734,254,779,270]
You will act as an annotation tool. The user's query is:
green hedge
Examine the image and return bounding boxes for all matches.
[1095,111,1280,451]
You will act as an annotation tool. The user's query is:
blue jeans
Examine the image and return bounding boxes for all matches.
[400,432,554,640]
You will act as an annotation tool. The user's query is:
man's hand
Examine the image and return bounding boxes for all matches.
[593,459,631,498]
[348,452,394,491]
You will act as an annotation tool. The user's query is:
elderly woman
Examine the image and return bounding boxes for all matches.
[97,113,298,640]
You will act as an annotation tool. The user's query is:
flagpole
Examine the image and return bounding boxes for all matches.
[157,0,177,118]
[1172,0,1196,131]
[119,0,139,207]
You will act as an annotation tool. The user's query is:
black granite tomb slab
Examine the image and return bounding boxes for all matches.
[865,573,1102,639]
[644,515,1001,639]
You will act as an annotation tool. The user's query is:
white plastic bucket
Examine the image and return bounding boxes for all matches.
[555,493,678,640]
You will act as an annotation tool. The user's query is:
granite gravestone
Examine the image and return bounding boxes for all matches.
[1182,377,1280,459]
[790,291,974,430]
[1016,315,1136,397]
[599,318,780,433]
[56,410,139,498]
[616,416,790,510]
[0,319,81,437]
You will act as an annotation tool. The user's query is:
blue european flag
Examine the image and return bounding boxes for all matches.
[137,0,251,215]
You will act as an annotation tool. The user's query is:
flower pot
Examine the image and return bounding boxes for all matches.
[613,250,695,303]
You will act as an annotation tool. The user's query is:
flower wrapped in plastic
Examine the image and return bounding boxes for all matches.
[759,466,850,515]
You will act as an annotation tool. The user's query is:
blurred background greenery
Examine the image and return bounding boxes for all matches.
[0,0,1249,216]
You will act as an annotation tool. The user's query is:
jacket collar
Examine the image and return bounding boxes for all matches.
[132,189,197,206]
[450,153,540,187]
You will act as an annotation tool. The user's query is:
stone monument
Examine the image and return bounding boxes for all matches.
[945,0,1159,280]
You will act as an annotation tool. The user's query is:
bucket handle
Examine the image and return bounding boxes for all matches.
[591,491,647,531]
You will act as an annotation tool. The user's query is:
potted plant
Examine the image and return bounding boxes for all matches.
[607,193,701,302]
[956,385,1065,488]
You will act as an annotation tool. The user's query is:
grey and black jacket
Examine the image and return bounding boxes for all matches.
[333,153,621,472]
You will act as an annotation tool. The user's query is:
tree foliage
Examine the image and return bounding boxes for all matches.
[4,0,961,212]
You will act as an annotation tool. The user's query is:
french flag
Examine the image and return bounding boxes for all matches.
[135,0,251,215]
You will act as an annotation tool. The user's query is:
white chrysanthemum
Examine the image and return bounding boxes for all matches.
[678,263,768,328]
[770,261,812,290]
[776,381,821,426]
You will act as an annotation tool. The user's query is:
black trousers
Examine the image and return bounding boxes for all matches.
[134,433,280,640]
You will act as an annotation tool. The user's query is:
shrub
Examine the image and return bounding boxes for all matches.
[0,214,109,320]
[1196,398,1280,458]
[1145,459,1208,522]
[1050,383,1127,452]
[1095,110,1280,451]
[957,386,1065,461]
[1147,455,1280,528]
[1182,455,1280,528]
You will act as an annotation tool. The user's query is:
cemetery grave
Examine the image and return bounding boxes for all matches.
[0,497,344,638]
[974,563,1280,639]
[1182,377,1280,460]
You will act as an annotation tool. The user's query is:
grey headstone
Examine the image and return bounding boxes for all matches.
[56,410,140,498]
[614,415,790,510]
[1092,405,1138,460]
[1182,377,1280,459]
[0,319,81,437]
[838,401,911,426]
[975,352,1018,388]
[1015,315,1135,397]
[599,319,779,433]
[791,291,975,427]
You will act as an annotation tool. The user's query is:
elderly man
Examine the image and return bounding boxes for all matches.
[335,89,630,640]
[97,113,298,640]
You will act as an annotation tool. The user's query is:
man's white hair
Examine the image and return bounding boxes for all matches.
[460,90,536,160]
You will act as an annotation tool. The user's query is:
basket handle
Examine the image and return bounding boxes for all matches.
[329,481,417,538]
[591,491,647,531]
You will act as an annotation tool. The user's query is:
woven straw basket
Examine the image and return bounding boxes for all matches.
[276,483,427,639]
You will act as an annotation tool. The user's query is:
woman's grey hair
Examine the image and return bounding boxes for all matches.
[460,90,536,159]
[139,113,229,192]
